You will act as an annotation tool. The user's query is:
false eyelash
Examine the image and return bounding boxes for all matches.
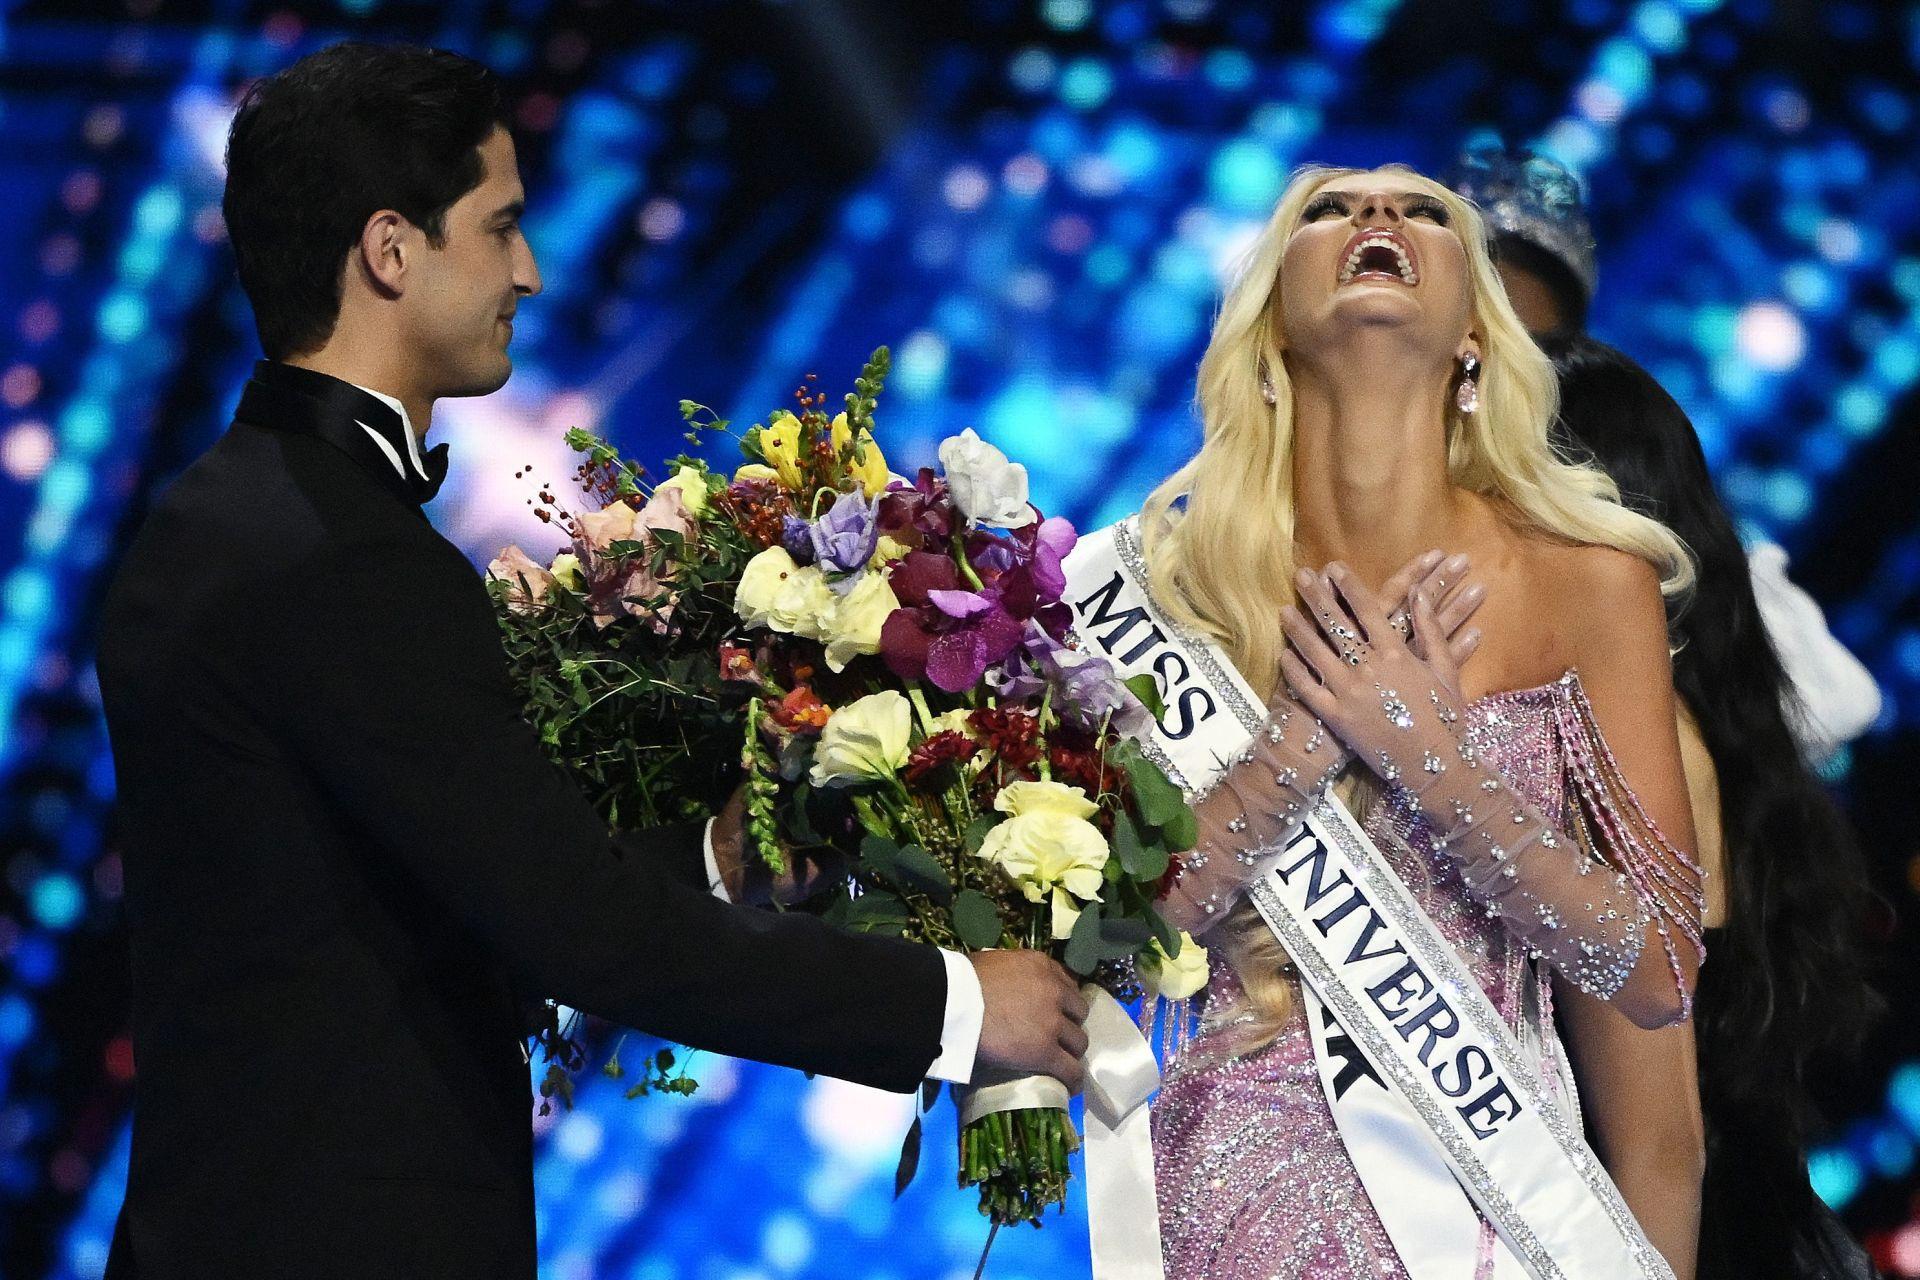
[1302,194,1349,220]
[1405,197,1452,225]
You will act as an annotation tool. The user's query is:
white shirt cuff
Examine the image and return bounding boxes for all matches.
[926,949,984,1085]
[703,818,730,901]
[708,820,981,1083]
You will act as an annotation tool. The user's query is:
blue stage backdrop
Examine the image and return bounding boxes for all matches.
[3,1,1919,1276]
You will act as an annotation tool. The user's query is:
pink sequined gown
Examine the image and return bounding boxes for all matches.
[1153,672,1680,1278]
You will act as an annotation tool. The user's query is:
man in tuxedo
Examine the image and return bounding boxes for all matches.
[97,42,1088,1278]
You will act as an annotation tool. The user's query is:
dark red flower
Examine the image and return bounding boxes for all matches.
[1048,743,1116,795]
[969,706,1042,771]
[904,730,979,787]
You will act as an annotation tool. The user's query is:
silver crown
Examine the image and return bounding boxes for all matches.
[1446,145,1598,306]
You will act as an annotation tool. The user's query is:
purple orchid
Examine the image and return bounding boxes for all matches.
[878,551,1023,692]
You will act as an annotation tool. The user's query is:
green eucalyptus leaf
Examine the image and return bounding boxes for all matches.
[1096,914,1152,960]
[951,889,1003,950]
[1160,805,1199,853]
[1144,903,1181,959]
[1063,903,1104,976]
[844,889,910,937]
[1116,742,1184,828]
[859,834,904,885]
[891,844,953,905]
[893,1115,923,1199]
[1111,811,1171,883]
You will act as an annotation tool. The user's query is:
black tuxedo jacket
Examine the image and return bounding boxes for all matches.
[97,362,948,1278]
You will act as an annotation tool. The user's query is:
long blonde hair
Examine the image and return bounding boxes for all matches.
[1141,164,1692,1046]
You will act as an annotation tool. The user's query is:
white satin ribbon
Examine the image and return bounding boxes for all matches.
[1081,986,1166,1280]
[954,986,1166,1280]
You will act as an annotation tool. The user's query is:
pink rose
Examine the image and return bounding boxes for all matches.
[575,488,695,629]
[573,501,639,556]
[486,545,555,615]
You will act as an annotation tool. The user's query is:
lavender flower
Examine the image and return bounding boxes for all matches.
[781,515,817,565]
[808,489,881,590]
[994,623,1152,735]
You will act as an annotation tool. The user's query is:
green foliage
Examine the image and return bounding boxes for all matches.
[950,888,1004,949]
[1062,904,1153,977]
[1111,737,1199,852]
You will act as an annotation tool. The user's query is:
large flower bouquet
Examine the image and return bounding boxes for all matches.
[487,349,1209,1225]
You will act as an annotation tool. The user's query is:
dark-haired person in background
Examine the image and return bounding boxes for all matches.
[96,42,1090,1279]
[1544,334,1881,1280]
[1448,144,1882,758]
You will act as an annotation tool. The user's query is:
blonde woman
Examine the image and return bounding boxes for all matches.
[1142,166,1708,1277]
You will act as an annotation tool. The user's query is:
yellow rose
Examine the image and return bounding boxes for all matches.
[734,462,780,484]
[761,411,805,490]
[830,412,892,498]
[655,465,710,516]
[1139,931,1210,1000]
[979,781,1109,921]
[821,569,901,673]
[547,552,584,592]
[810,690,913,787]
[734,546,835,640]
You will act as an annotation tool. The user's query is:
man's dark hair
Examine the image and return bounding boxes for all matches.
[222,42,508,360]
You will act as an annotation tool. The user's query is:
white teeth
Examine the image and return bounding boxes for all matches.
[1339,235,1416,284]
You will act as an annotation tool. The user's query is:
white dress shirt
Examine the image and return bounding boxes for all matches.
[347,382,431,483]
[348,380,987,1088]
[1747,540,1884,761]
[702,820,984,1086]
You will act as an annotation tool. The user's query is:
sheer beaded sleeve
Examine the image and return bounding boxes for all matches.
[1550,670,1708,1013]
[1158,707,1350,936]
[1392,672,1705,1018]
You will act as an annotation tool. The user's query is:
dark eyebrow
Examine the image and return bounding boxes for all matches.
[1314,190,1438,202]
[489,198,526,224]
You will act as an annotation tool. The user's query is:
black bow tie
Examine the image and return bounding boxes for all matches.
[236,361,449,505]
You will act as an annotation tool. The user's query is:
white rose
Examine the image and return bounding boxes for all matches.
[734,546,834,640]
[979,780,1109,926]
[1139,931,1210,1001]
[938,428,1031,528]
[809,691,913,787]
[821,568,900,673]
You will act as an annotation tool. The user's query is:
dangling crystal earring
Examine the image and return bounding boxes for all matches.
[1455,351,1481,415]
[1260,366,1278,406]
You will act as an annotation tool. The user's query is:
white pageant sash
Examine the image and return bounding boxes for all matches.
[955,987,1165,1280]
[1061,518,1673,1280]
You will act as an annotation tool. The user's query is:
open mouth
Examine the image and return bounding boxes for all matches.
[1337,229,1419,287]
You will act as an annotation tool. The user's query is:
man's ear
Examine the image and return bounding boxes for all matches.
[354,210,411,298]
